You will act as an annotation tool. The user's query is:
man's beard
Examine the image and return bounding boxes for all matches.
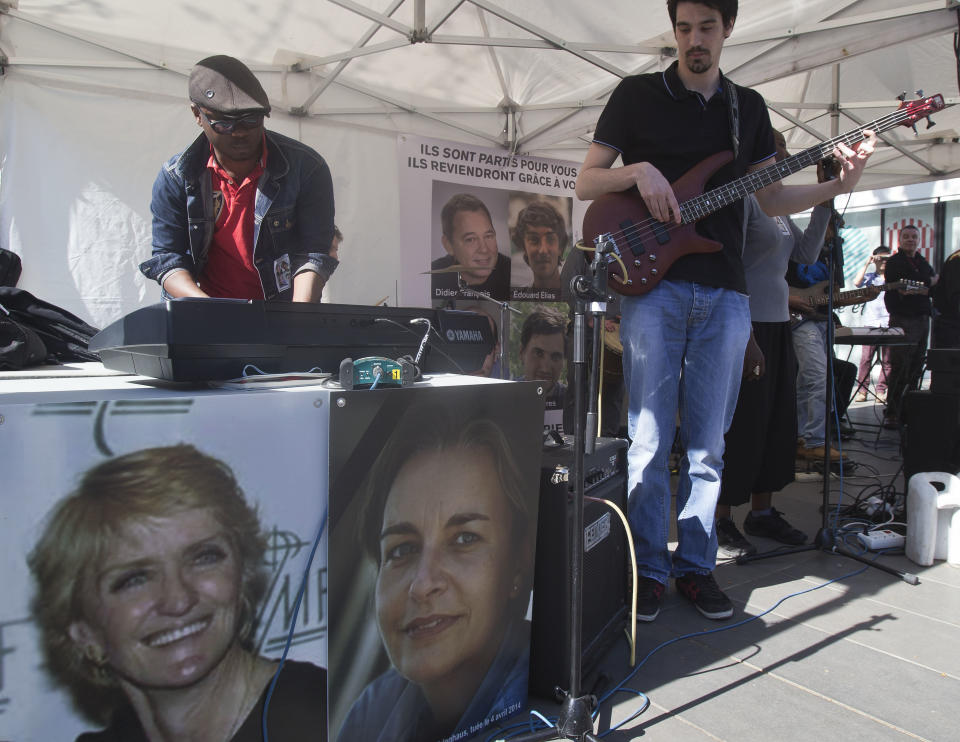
[685,48,712,74]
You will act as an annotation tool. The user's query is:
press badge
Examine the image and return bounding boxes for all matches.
[274,254,292,292]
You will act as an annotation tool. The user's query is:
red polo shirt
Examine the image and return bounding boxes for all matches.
[198,139,267,300]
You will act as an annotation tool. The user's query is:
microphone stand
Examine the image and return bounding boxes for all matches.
[513,240,612,742]
[457,275,521,379]
[738,206,919,585]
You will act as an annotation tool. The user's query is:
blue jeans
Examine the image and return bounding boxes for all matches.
[792,320,828,447]
[620,281,750,583]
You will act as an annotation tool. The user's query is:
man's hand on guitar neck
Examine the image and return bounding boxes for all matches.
[829,129,878,196]
[754,130,878,217]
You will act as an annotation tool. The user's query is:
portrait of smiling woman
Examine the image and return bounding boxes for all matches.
[334,408,539,742]
[27,444,327,742]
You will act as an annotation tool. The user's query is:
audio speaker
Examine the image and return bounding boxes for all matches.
[902,391,960,482]
[529,437,629,698]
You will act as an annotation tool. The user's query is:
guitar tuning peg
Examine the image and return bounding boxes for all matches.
[926,116,936,130]
[915,89,924,98]
[897,91,907,102]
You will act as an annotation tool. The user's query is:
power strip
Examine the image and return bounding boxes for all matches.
[857,529,906,551]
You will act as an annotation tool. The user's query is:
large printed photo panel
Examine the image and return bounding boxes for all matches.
[1,392,329,742]
[328,382,544,742]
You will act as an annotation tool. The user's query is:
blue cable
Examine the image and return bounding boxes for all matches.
[486,564,872,741]
[261,507,328,742]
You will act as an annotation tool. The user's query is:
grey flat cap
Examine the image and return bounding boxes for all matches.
[188,55,271,116]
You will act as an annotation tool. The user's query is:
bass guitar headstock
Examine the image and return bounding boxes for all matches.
[896,91,946,135]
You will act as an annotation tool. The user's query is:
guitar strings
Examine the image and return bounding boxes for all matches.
[604,106,918,245]
[591,104,933,265]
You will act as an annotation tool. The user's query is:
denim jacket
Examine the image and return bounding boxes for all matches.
[140,130,337,301]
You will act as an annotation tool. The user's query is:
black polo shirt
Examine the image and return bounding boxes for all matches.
[593,61,776,292]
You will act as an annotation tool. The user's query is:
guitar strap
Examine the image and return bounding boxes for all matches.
[723,76,740,160]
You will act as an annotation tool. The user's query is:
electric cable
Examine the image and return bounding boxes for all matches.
[487,562,874,741]
[373,316,467,374]
[586,494,637,666]
[261,508,328,742]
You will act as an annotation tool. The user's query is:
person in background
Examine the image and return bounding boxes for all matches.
[714,131,833,560]
[932,247,960,348]
[329,225,343,262]
[852,246,892,402]
[788,241,865,463]
[883,224,937,428]
[141,55,337,302]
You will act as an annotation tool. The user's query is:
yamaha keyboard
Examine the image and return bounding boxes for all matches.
[89,299,494,382]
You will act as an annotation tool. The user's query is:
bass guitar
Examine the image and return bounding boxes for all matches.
[581,94,946,296]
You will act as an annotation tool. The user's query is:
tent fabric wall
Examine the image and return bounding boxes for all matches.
[2,0,960,327]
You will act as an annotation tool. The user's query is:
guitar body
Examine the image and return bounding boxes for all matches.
[581,151,734,296]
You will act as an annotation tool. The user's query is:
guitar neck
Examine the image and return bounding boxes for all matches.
[808,285,886,308]
[678,108,922,224]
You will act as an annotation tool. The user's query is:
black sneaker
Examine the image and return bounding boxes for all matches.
[675,572,733,620]
[635,576,665,622]
[716,517,757,559]
[743,508,807,546]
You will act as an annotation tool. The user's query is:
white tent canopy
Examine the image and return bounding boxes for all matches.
[2,0,959,326]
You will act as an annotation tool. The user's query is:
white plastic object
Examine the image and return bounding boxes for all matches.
[906,472,960,567]
[858,529,906,551]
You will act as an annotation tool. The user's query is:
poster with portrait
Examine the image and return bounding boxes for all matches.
[0,390,329,742]
[507,193,573,303]
[327,381,544,742]
[398,134,584,431]
[509,301,570,437]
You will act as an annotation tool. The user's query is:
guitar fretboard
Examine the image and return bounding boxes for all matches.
[678,100,941,224]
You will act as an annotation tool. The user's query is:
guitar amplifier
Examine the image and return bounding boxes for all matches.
[529,436,630,698]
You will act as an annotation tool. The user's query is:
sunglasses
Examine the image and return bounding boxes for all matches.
[197,108,265,134]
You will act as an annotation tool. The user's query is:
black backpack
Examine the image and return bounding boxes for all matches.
[0,314,48,370]
[0,287,100,367]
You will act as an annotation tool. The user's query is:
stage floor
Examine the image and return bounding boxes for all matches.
[511,397,960,741]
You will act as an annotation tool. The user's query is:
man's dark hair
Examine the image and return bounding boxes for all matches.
[520,305,567,352]
[511,202,569,262]
[667,0,738,27]
[441,193,493,240]
[901,224,921,233]
[872,246,891,256]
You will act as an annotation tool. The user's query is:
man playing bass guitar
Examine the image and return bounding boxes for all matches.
[574,0,876,621]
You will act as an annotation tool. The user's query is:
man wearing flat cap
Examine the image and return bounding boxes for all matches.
[141,55,336,301]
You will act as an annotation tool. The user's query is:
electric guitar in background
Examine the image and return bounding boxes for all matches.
[788,279,926,324]
[581,94,947,296]
[790,279,927,308]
